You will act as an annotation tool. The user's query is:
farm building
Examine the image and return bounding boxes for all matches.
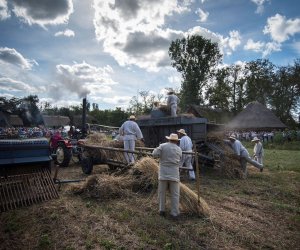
[42,115,70,128]
[226,101,287,130]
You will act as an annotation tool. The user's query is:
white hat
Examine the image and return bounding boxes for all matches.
[128,115,136,120]
[228,134,236,140]
[167,89,174,95]
[251,137,260,142]
[177,129,187,135]
[165,133,180,141]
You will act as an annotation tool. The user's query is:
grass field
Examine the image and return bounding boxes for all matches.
[0,147,299,249]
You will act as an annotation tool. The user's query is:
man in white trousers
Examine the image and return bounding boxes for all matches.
[252,136,264,171]
[177,129,196,181]
[119,115,144,164]
[152,133,182,219]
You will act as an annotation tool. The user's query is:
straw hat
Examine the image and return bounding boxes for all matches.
[128,115,136,120]
[167,89,174,95]
[165,133,180,141]
[228,134,236,140]
[251,137,260,142]
[177,129,187,135]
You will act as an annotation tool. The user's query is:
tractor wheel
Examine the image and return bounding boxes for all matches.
[55,143,72,167]
[81,157,94,174]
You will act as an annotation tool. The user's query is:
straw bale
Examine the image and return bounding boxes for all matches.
[131,157,159,192]
[86,132,109,146]
[180,183,211,217]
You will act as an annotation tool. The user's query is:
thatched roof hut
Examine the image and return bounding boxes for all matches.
[8,115,24,127]
[72,114,99,127]
[226,101,287,130]
[186,105,233,124]
[42,115,70,127]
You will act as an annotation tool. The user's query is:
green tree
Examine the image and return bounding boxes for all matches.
[206,67,231,111]
[270,61,300,128]
[244,59,275,105]
[168,35,222,108]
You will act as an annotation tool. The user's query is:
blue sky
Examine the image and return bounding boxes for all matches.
[0,0,299,110]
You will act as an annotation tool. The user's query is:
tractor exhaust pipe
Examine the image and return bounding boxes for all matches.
[82,97,87,136]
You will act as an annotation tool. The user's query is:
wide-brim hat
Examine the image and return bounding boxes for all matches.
[251,137,260,142]
[128,115,136,120]
[228,134,236,140]
[167,89,174,95]
[177,129,187,135]
[166,133,180,141]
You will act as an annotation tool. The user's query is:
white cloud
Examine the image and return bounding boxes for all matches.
[55,29,75,37]
[244,39,281,57]
[244,39,265,52]
[0,77,38,93]
[93,0,193,72]
[188,26,241,55]
[55,61,118,99]
[263,14,300,43]
[0,0,10,20]
[251,0,269,14]
[196,8,209,22]
[263,41,281,57]
[10,0,73,27]
[0,47,37,69]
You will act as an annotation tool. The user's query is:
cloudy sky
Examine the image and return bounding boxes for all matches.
[0,0,299,110]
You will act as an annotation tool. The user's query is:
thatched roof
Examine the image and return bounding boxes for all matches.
[72,114,99,127]
[8,115,24,126]
[42,115,70,127]
[186,105,233,124]
[226,101,287,130]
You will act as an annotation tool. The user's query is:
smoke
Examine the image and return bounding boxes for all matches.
[53,62,119,101]
[55,63,91,99]
[18,101,44,126]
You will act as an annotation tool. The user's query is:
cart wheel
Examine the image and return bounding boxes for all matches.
[81,157,93,174]
[55,143,71,167]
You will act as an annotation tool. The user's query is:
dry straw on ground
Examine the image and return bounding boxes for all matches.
[70,156,210,217]
[207,131,244,178]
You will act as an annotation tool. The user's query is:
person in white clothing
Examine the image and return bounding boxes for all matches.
[177,129,195,180]
[152,133,182,219]
[167,90,179,117]
[228,134,250,177]
[119,115,144,164]
[252,137,264,171]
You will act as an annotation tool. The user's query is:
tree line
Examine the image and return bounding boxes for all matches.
[168,35,300,128]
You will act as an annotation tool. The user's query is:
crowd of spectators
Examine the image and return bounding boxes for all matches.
[0,126,78,140]
[226,130,300,143]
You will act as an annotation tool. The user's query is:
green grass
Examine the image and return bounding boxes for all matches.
[245,146,300,172]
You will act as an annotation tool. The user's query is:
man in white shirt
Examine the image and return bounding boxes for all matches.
[119,115,144,164]
[252,137,264,171]
[228,134,250,177]
[152,133,182,219]
[167,90,179,117]
[177,129,195,180]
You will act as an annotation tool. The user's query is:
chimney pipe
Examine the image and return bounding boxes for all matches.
[82,98,87,135]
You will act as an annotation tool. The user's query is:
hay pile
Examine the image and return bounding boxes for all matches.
[70,174,133,200]
[207,131,244,178]
[71,156,210,217]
